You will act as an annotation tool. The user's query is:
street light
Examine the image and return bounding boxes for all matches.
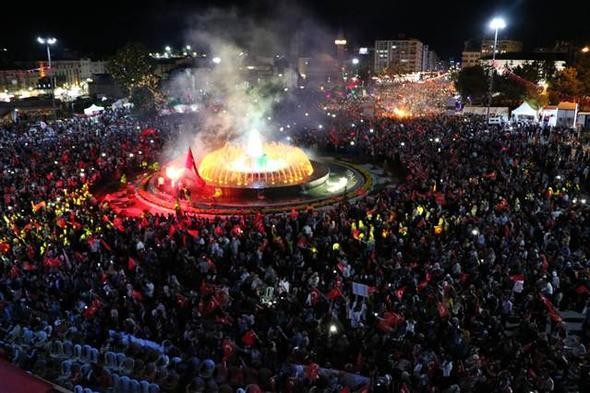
[486,17,506,125]
[37,36,57,118]
[212,56,221,64]
[352,58,360,65]
[582,46,589,53]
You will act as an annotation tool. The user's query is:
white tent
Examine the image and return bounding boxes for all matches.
[511,101,539,122]
[84,104,105,116]
[111,98,133,109]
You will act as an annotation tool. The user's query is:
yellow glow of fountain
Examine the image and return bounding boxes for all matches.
[198,130,314,188]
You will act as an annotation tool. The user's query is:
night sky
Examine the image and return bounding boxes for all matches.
[2,0,588,60]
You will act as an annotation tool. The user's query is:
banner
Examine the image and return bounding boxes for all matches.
[352,282,369,297]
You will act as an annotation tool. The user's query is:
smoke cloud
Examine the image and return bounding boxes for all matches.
[162,2,336,162]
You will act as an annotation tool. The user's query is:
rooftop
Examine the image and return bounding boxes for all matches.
[481,52,567,61]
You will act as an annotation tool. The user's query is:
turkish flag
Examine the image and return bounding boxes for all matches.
[539,294,562,322]
[395,286,406,300]
[575,284,590,295]
[185,147,206,187]
[510,274,525,282]
[305,363,320,381]
[327,287,343,300]
[113,217,125,233]
[185,147,197,172]
[0,242,10,254]
[131,290,143,301]
[241,329,257,347]
[128,257,137,271]
[141,128,157,137]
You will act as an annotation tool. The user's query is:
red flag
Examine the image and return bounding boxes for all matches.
[185,147,206,187]
[377,311,404,333]
[575,284,590,295]
[9,265,20,279]
[131,290,143,301]
[32,200,46,213]
[22,261,36,271]
[437,302,449,318]
[43,256,61,268]
[185,147,198,173]
[417,272,431,291]
[395,286,406,300]
[56,217,67,229]
[327,287,343,300]
[141,128,157,137]
[510,274,525,282]
[222,338,235,361]
[309,288,321,305]
[539,294,562,322]
[0,242,10,254]
[241,329,257,347]
[128,257,137,271]
[305,362,320,381]
[113,217,125,233]
[99,238,112,252]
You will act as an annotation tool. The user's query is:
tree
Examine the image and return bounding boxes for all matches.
[574,54,590,96]
[493,73,527,107]
[512,62,542,84]
[130,85,157,117]
[107,43,156,94]
[454,65,489,104]
[549,67,582,102]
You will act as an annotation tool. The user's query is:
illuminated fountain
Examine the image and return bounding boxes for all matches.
[198,129,315,188]
[120,128,370,215]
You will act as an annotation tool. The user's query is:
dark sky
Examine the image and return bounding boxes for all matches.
[1,0,588,60]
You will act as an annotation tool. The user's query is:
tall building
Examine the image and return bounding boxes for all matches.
[480,39,523,56]
[461,39,522,68]
[374,39,425,73]
[428,50,440,71]
[422,44,429,72]
[335,33,348,64]
[0,68,38,92]
[29,58,107,87]
[461,51,482,68]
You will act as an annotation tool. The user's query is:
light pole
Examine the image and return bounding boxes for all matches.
[485,17,506,125]
[37,36,57,118]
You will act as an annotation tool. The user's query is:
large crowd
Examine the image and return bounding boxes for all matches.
[373,77,456,118]
[1,102,590,393]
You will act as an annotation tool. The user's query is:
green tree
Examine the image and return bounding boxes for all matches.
[512,62,541,84]
[574,53,590,96]
[549,67,582,102]
[107,43,156,94]
[493,72,527,107]
[130,85,157,117]
[454,65,489,104]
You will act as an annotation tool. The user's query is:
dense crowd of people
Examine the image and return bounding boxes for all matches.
[1,103,590,393]
[373,77,456,118]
